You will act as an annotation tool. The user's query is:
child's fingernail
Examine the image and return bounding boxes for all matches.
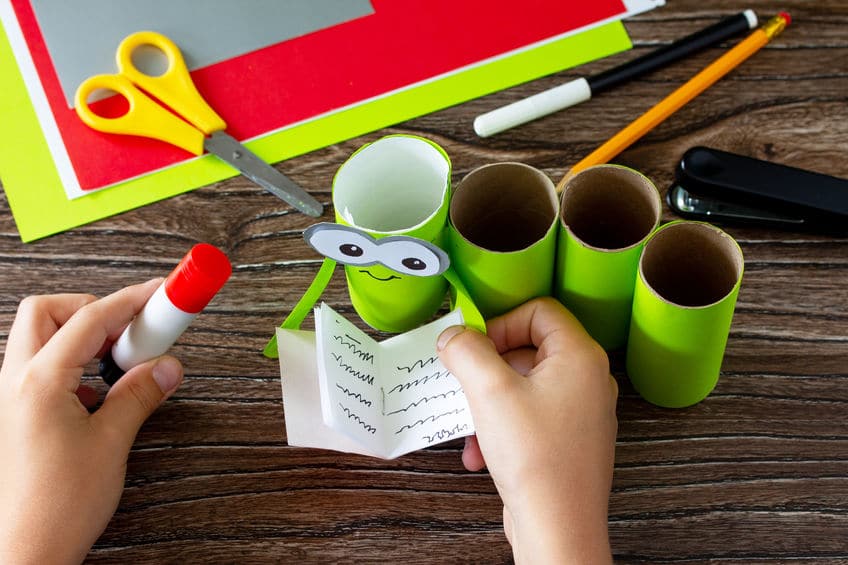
[152,356,184,394]
[437,325,464,351]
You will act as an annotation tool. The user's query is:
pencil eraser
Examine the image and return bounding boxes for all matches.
[778,12,791,25]
[743,9,758,28]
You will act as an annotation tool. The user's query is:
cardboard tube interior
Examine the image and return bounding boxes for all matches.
[334,136,449,233]
[561,165,660,250]
[640,223,744,307]
[451,162,557,252]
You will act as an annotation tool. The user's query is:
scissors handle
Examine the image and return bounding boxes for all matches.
[116,31,225,135]
[74,31,228,154]
[75,73,207,155]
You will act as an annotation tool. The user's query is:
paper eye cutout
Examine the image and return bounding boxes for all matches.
[303,223,450,277]
[376,238,449,277]
[339,243,365,257]
[304,223,377,266]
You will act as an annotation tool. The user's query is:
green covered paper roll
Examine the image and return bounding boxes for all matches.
[446,162,558,319]
[555,164,661,350]
[626,221,744,408]
[333,135,451,332]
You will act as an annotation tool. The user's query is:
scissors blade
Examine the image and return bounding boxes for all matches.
[204,132,323,217]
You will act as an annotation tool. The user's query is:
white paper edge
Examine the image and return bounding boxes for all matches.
[0,0,84,198]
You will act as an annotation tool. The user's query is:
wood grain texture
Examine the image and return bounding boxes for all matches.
[1,1,846,562]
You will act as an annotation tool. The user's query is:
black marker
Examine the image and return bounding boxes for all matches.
[474,10,758,137]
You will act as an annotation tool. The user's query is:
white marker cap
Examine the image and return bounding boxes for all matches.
[474,77,591,137]
[743,9,758,28]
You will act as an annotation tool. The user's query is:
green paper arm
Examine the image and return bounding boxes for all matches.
[444,267,486,334]
[262,257,337,358]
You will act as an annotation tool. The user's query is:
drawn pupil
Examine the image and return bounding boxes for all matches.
[339,244,363,257]
[402,257,427,270]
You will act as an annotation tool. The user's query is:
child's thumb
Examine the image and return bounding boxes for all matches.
[95,355,184,449]
[437,326,520,412]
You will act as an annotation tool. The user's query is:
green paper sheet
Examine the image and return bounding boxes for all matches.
[0,20,632,242]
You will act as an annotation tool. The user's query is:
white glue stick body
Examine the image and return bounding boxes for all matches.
[99,243,232,385]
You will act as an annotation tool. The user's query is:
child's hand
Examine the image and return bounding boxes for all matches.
[0,279,184,564]
[437,297,618,564]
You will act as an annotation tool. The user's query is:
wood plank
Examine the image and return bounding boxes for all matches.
[0,1,846,562]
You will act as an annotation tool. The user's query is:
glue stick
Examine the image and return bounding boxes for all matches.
[99,243,232,385]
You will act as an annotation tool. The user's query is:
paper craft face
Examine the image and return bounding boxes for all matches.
[306,223,450,278]
[305,223,451,331]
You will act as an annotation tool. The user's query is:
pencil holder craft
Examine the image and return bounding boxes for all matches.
[555,164,661,350]
[626,221,744,408]
[446,162,559,319]
[264,135,484,358]
[331,135,456,332]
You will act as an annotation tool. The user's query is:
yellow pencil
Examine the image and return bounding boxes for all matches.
[557,12,791,192]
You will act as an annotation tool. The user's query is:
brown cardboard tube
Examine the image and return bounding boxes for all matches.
[450,162,558,252]
[640,222,744,307]
[560,164,660,250]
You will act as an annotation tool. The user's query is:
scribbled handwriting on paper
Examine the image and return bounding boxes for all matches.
[385,369,451,394]
[380,320,474,457]
[396,356,439,373]
[331,352,375,386]
[385,387,463,415]
[423,423,470,444]
[339,403,377,434]
[394,408,467,434]
[333,333,375,364]
[335,383,373,407]
[318,304,383,451]
[314,303,473,458]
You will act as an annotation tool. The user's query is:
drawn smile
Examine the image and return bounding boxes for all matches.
[359,269,401,282]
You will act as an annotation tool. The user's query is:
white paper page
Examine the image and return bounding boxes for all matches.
[380,309,475,458]
[315,303,385,455]
[276,328,380,457]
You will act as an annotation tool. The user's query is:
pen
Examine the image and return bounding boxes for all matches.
[558,12,790,190]
[473,10,758,137]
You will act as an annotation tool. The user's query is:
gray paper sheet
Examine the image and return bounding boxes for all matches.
[30,0,374,107]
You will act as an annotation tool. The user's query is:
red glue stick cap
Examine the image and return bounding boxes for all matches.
[164,243,232,314]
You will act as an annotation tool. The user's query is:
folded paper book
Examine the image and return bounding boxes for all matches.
[278,303,474,459]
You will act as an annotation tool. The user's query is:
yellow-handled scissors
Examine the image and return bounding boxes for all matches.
[75,31,322,217]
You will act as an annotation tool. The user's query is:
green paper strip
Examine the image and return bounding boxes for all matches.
[555,165,661,350]
[0,20,631,242]
[447,163,558,320]
[333,135,451,333]
[626,221,744,408]
[263,257,337,358]
[444,267,486,334]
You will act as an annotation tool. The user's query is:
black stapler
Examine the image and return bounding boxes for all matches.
[667,146,848,234]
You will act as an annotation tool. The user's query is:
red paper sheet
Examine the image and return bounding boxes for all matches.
[13,0,627,190]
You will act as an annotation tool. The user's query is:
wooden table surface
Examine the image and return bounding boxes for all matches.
[2,1,846,562]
